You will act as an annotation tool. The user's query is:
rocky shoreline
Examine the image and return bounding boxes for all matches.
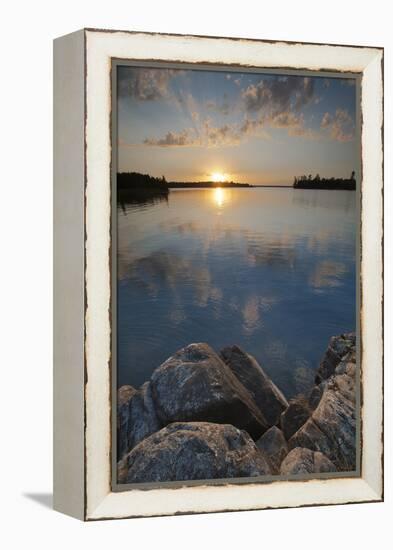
[117,333,356,483]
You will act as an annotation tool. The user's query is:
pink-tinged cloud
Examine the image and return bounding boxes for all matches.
[142,107,317,148]
[320,109,354,142]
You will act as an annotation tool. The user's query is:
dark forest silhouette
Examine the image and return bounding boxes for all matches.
[118,171,169,193]
[117,171,253,206]
[117,172,169,207]
[293,171,356,190]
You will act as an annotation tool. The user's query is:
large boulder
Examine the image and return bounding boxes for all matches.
[289,335,357,472]
[280,397,310,440]
[150,343,269,440]
[117,382,161,459]
[220,345,288,427]
[315,333,356,384]
[119,422,272,483]
[289,375,356,471]
[256,426,288,474]
[280,447,336,475]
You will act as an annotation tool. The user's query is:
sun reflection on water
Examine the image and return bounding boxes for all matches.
[213,187,225,208]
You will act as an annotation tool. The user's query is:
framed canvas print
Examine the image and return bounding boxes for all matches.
[53,29,384,520]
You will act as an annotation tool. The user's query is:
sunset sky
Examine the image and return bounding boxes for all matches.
[117,66,357,185]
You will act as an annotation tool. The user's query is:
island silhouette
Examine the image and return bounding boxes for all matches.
[293,171,356,190]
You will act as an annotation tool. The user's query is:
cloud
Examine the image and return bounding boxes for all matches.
[175,91,200,121]
[294,77,315,109]
[203,119,241,146]
[269,111,303,129]
[309,260,347,289]
[118,67,181,101]
[121,250,217,308]
[320,109,354,142]
[205,99,230,115]
[120,69,321,146]
[321,112,332,127]
[240,109,316,139]
[143,107,315,148]
[144,116,244,148]
[143,129,198,147]
[238,76,319,139]
[242,76,315,115]
[240,117,263,135]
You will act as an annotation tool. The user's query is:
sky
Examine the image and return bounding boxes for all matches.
[117,66,358,185]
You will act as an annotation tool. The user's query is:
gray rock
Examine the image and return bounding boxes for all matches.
[117,385,137,458]
[117,382,161,459]
[290,337,357,471]
[220,345,288,427]
[120,422,272,483]
[280,397,310,440]
[308,385,323,410]
[289,388,356,470]
[326,372,356,402]
[117,455,129,484]
[335,349,356,377]
[315,333,356,384]
[280,447,337,475]
[256,426,288,474]
[150,343,269,440]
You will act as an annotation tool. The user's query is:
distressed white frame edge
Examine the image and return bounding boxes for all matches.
[83,30,383,520]
[53,29,86,520]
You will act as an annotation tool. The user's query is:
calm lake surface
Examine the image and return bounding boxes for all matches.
[117,188,356,398]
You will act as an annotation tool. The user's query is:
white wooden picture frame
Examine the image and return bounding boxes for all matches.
[53,28,383,521]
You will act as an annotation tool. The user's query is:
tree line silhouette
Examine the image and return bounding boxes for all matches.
[118,171,169,191]
[117,171,251,198]
[293,171,356,190]
[117,172,169,208]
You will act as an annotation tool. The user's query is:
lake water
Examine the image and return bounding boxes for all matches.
[117,187,356,399]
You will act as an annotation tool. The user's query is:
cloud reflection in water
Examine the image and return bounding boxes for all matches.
[117,188,356,398]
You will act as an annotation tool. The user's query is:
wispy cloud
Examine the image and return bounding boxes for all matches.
[142,107,315,148]
[320,109,354,142]
[242,109,317,139]
[205,99,230,115]
[142,119,242,148]
[143,129,198,147]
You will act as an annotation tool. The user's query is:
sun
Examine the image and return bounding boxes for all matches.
[211,171,227,184]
